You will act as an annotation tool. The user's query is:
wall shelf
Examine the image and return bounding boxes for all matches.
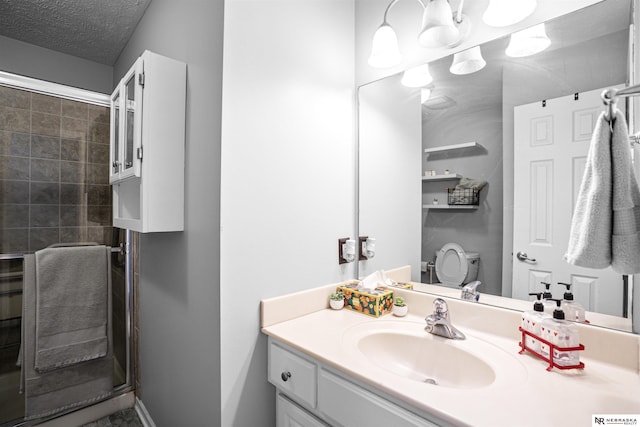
[424,141,479,154]
[423,204,478,210]
[422,174,462,181]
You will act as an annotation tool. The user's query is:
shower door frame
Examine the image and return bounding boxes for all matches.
[0,71,135,426]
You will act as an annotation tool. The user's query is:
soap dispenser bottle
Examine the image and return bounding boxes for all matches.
[522,293,551,352]
[540,282,555,314]
[558,282,586,323]
[540,299,580,366]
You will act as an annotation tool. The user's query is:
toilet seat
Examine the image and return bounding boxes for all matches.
[435,243,469,286]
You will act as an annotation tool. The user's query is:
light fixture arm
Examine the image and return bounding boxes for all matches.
[455,0,464,24]
[382,0,464,24]
[381,0,427,25]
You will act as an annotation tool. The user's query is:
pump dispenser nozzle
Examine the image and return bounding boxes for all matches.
[540,282,553,299]
[528,292,544,312]
[549,298,565,320]
[558,282,574,300]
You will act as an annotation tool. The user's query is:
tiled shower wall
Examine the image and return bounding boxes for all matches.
[0,85,112,252]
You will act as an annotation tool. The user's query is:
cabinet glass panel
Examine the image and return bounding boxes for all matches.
[111,93,120,176]
[124,75,136,174]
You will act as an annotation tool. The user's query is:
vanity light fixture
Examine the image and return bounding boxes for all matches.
[401,63,433,87]
[483,0,537,27]
[368,23,403,68]
[368,0,470,69]
[449,46,486,75]
[418,0,462,47]
[505,23,550,58]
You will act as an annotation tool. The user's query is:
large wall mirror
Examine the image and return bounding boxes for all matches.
[358,0,638,334]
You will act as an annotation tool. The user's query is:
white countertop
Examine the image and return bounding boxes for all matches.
[261,285,640,427]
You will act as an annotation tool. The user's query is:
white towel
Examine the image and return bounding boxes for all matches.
[565,109,640,273]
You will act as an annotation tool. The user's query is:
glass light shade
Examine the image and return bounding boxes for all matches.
[368,24,403,68]
[401,64,433,88]
[418,0,459,48]
[483,0,537,27]
[421,88,432,104]
[505,23,550,57]
[449,46,486,75]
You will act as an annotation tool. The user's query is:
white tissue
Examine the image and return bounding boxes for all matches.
[358,270,395,293]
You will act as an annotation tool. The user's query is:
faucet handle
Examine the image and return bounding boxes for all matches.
[433,298,449,317]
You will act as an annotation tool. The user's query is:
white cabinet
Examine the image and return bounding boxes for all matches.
[277,394,328,427]
[268,338,443,427]
[317,370,436,427]
[110,50,186,232]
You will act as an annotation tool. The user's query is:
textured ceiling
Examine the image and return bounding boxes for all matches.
[0,0,152,65]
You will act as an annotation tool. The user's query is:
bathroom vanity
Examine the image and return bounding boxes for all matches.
[262,279,640,427]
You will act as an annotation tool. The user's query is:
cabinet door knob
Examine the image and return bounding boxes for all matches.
[281,371,291,382]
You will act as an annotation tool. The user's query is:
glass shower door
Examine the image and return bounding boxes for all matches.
[0,81,133,426]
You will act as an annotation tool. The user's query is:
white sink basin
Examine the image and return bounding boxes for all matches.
[342,319,526,389]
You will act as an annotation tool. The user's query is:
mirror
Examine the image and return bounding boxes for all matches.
[358,0,637,333]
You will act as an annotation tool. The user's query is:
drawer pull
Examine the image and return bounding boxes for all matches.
[281,371,292,382]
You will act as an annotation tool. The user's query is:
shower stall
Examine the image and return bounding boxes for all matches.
[0,73,134,426]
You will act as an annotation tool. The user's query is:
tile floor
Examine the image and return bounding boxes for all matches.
[81,408,143,427]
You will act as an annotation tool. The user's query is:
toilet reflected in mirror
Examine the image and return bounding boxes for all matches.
[433,243,479,288]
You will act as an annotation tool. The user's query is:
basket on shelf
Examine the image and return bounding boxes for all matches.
[447,187,479,205]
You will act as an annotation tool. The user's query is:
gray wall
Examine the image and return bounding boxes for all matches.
[0,35,113,94]
[113,0,223,425]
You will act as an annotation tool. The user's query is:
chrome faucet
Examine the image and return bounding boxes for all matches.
[425,298,466,340]
[461,280,481,302]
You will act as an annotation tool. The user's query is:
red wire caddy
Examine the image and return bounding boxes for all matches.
[518,327,585,371]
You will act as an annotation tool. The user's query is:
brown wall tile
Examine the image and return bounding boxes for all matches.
[1,156,30,180]
[30,182,59,204]
[32,93,61,114]
[31,135,60,159]
[60,183,84,205]
[29,228,59,251]
[88,122,110,144]
[61,117,87,141]
[1,228,28,253]
[0,86,30,109]
[60,139,84,161]
[0,106,30,133]
[60,161,85,183]
[30,205,60,227]
[89,105,110,124]
[1,180,29,204]
[31,158,60,182]
[61,99,88,120]
[31,112,60,137]
[0,131,30,157]
[89,142,110,164]
[0,204,29,228]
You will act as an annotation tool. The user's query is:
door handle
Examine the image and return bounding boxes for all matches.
[516,251,536,263]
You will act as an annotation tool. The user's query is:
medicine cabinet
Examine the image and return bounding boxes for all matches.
[110,50,186,232]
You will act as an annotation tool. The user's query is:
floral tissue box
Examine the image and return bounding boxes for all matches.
[337,283,393,317]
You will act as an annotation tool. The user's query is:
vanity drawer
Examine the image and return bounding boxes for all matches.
[269,340,317,409]
[317,369,437,427]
